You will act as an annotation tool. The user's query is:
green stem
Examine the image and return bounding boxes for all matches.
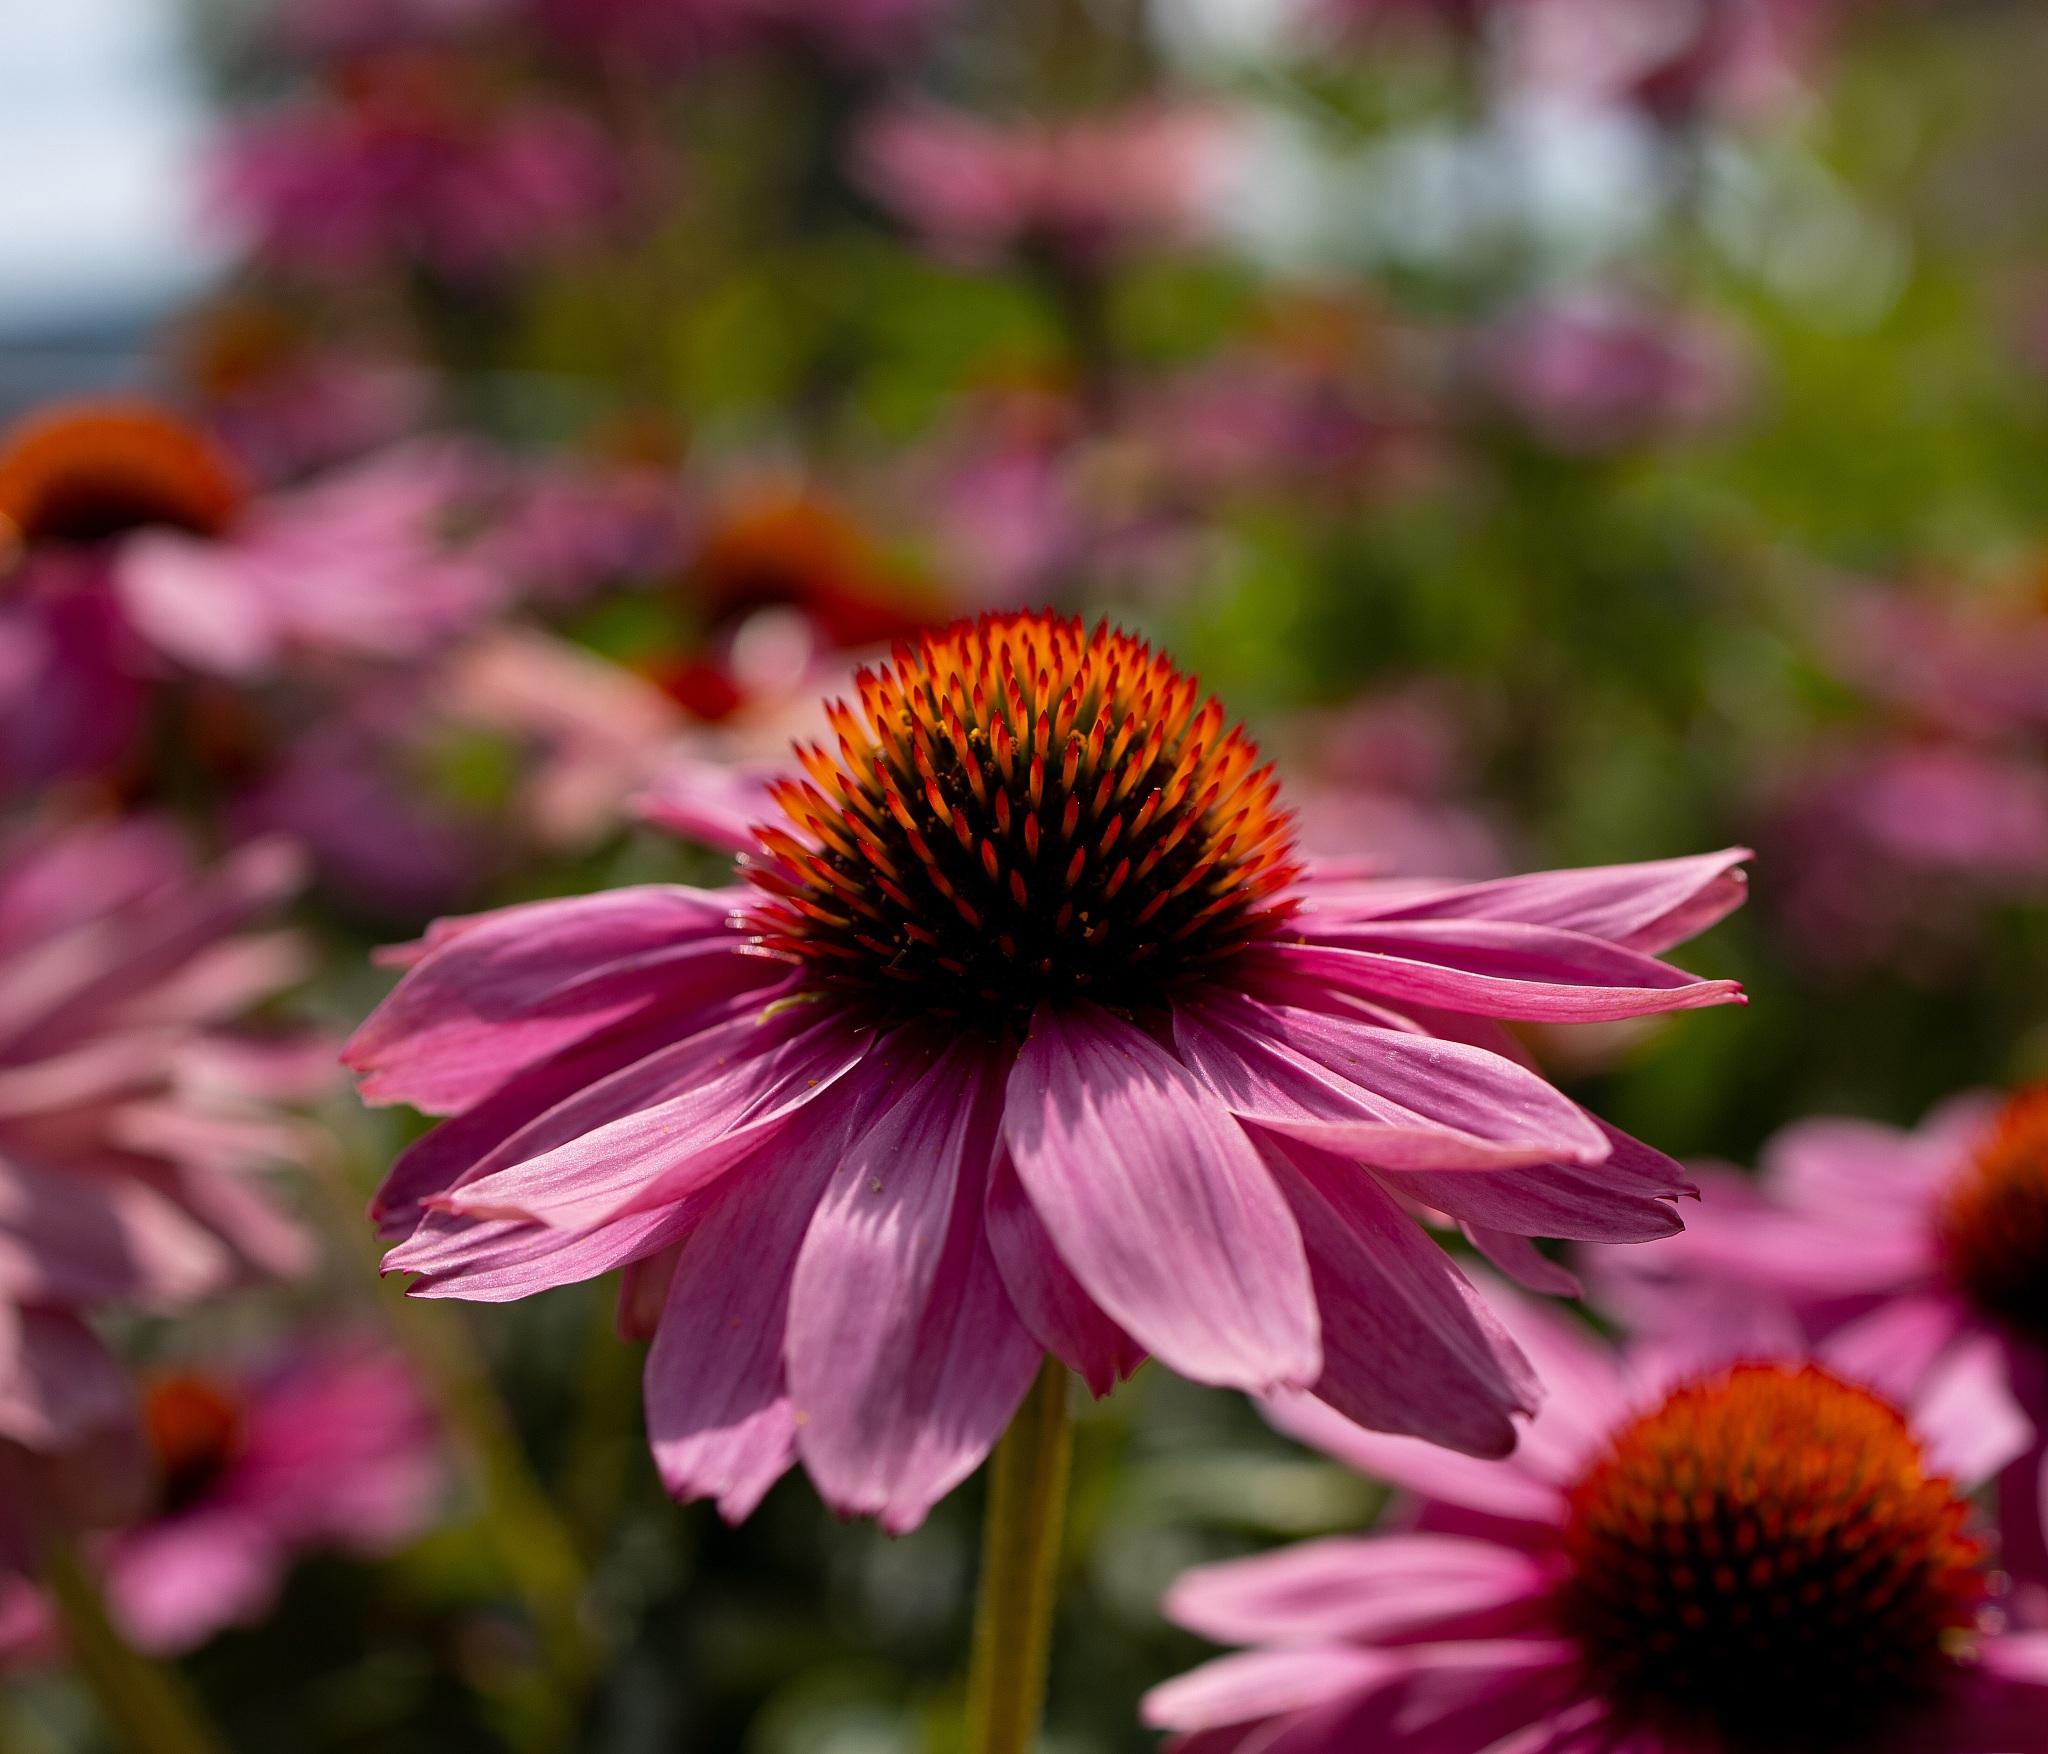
[40,1529,230,1754]
[963,1360,1075,1754]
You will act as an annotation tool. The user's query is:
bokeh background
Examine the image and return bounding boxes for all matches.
[5,0,2048,1749]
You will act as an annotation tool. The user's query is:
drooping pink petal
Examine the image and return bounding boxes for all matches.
[1380,1120,1688,1245]
[1173,994,1608,1171]
[1265,923,1743,1021]
[431,1006,871,1231]
[1163,1534,1555,1647]
[1141,1648,1395,1733]
[106,1512,282,1655]
[787,1035,1040,1531]
[645,1093,870,1524]
[391,1201,693,1300]
[1004,1003,1319,1394]
[0,1159,232,1308]
[1465,1228,1583,1298]
[984,1151,1143,1397]
[1268,1139,1536,1457]
[1892,1330,2033,1488]
[1314,851,1750,953]
[344,887,761,1112]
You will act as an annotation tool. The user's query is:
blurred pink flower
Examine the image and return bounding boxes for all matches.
[0,402,505,696]
[474,453,692,609]
[1148,1285,2047,1754]
[2,1342,441,1657]
[116,439,505,680]
[858,103,1228,267]
[1504,0,1834,126]
[175,302,436,482]
[1593,1088,2048,1614]
[1472,291,1749,453]
[348,612,1745,1531]
[1283,687,1507,880]
[531,0,952,68]
[218,55,621,286]
[0,814,328,1316]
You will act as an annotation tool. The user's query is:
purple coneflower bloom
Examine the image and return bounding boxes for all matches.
[1148,1289,2048,1754]
[0,1341,440,1657]
[349,611,1746,1531]
[1597,1089,2048,1618]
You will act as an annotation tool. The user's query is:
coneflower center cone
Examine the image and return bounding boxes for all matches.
[142,1374,247,1517]
[742,613,1301,1030]
[1556,1364,1986,1754]
[0,402,246,551]
[1938,1086,2048,1344]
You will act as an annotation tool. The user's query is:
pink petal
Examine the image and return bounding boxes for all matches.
[635,756,780,855]
[1173,994,1608,1170]
[1269,1139,1537,1457]
[1004,1003,1319,1394]
[1163,1533,1554,1646]
[1142,1648,1394,1733]
[645,1096,865,1523]
[1268,924,1743,1022]
[106,1513,283,1654]
[393,1201,692,1300]
[1318,851,1750,953]
[433,1008,870,1231]
[787,1037,1040,1531]
[345,887,760,1112]
[117,534,280,678]
[0,1306,132,1451]
[1897,1330,2034,1488]
[984,1152,1143,1398]
[0,1159,232,1309]
[1465,1229,1583,1298]
[1380,1122,1688,1245]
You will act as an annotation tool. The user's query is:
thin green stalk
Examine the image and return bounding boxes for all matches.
[40,1529,229,1754]
[309,1148,595,1727]
[963,1360,1075,1754]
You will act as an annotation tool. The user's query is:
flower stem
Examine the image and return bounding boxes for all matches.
[963,1359,1075,1754]
[40,1529,230,1754]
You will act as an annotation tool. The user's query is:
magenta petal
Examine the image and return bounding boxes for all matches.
[787,1037,1040,1532]
[984,1151,1144,1398]
[1141,1648,1394,1733]
[1325,850,1751,953]
[345,886,760,1112]
[1465,1228,1583,1298]
[1164,1534,1554,1647]
[644,1097,866,1523]
[1005,1003,1319,1394]
[1268,1139,1537,1457]
[1381,1121,1688,1245]
[1173,994,1608,1170]
[0,1305,132,1451]
[392,1202,691,1300]
[1269,923,1743,1022]
[434,1008,870,1231]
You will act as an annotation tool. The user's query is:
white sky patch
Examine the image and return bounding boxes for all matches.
[0,0,225,336]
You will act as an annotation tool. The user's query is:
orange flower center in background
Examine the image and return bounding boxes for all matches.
[1937,1086,2048,1343]
[0,401,247,553]
[1556,1364,1985,1754]
[693,486,929,650]
[743,612,1300,1028]
[143,1374,247,1516]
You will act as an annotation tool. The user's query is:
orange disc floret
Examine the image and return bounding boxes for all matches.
[0,400,247,552]
[143,1373,247,1516]
[1557,1363,1988,1754]
[1938,1085,2048,1343]
[742,611,1301,1029]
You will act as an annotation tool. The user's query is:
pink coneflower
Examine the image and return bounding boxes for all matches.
[0,812,326,1313]
[1147,1292,2048,1754]
[857,105,1229,269]
[218,53,620,287]
[1596,1088,2048,1611]
[1470,292,1750,455]
[0,1341,441,1657]
[0,400,502,686]
[349,611,1746,1531]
